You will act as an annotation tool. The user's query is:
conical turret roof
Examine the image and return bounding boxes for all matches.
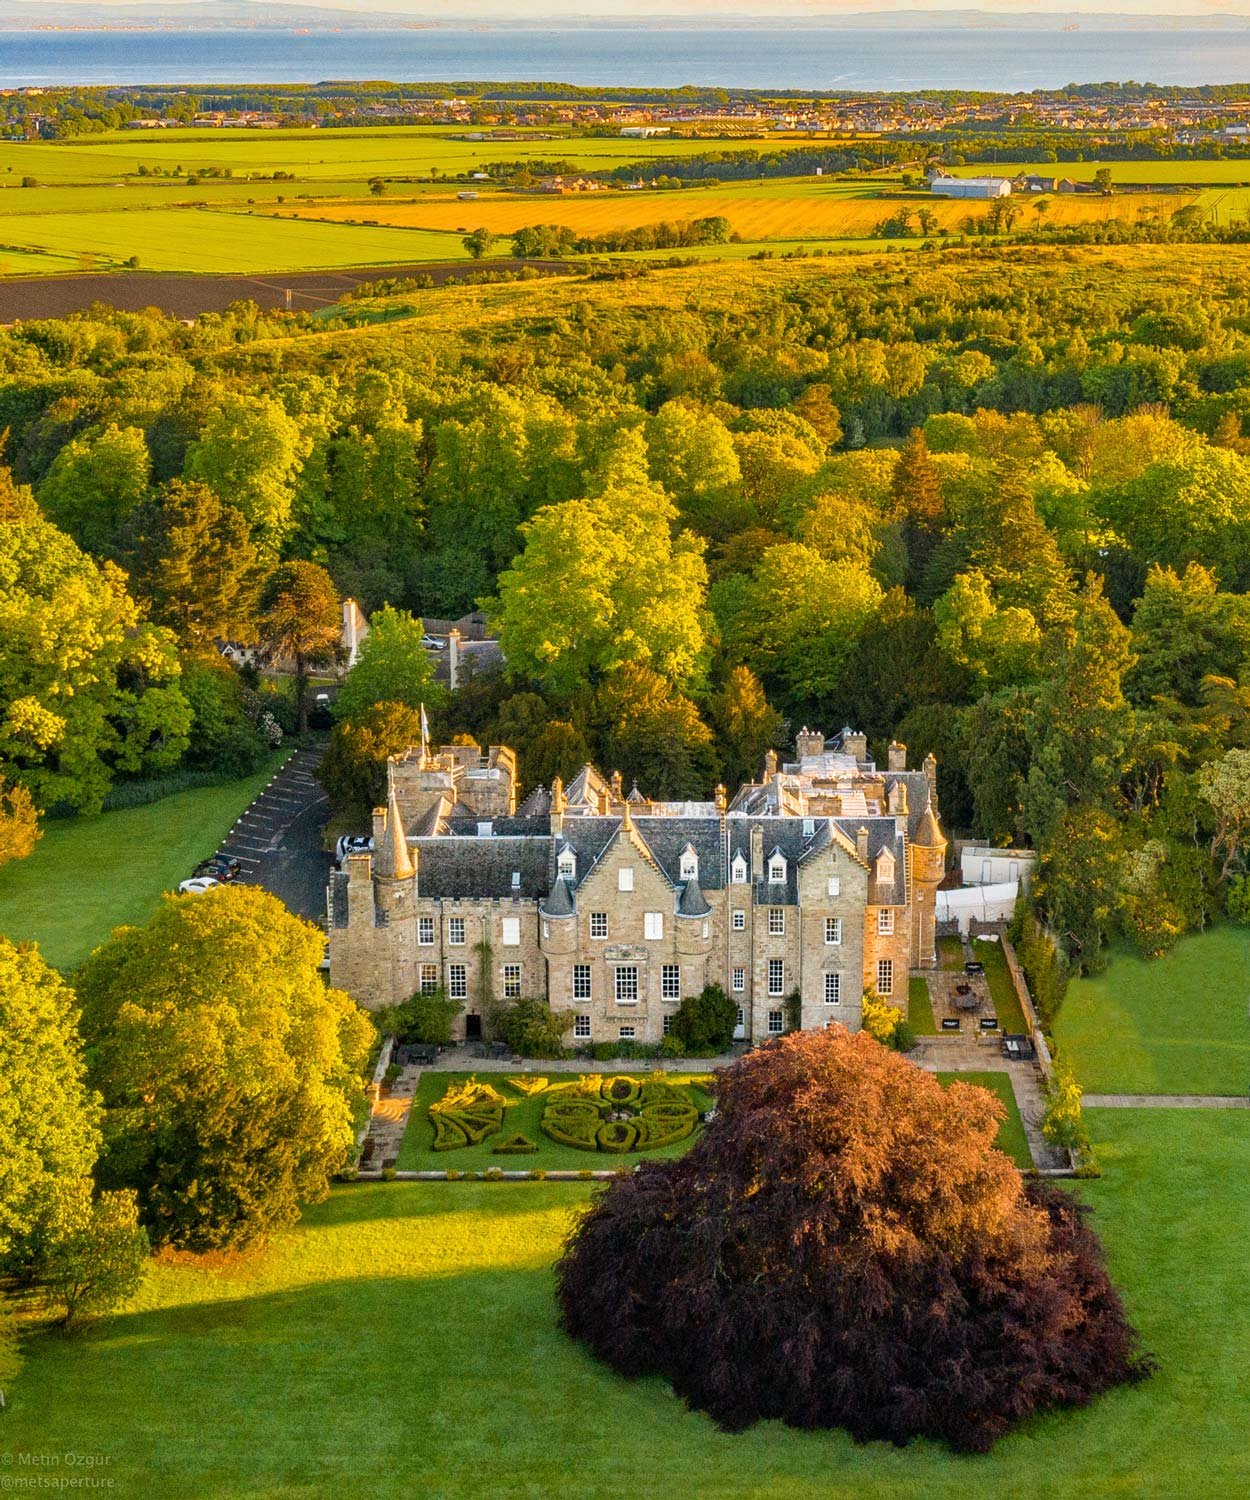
[375,790,414,879]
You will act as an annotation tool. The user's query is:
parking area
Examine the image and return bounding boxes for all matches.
[211,745,333,924]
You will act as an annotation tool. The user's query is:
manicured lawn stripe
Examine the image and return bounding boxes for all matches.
[3,1109,1246,1497]
[908,975,938,1034]
[972,937,1029,1034]
[1054,926,1250,1096]
[0,758,286,971]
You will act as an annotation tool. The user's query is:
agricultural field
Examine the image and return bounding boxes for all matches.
[3,1110,1247,1498]
[1054,925,1250,1096]
[0,124,1208,278]
[947,158,1250,185]
[283,178,1188,242]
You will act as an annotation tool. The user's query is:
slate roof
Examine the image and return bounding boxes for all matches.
[516,784,552,817]
[410,836,554,899]
[833,818,909,906]
[677,879,711,917]
[539,875,576,918]
[632,816,725,891]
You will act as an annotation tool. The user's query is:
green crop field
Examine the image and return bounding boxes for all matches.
[948,159,1250,185]
[2,1109,1245,1498]
[1054,925,1250,1096]
[0,206,471,273]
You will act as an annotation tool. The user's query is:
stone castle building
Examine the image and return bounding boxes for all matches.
[327,729,947,1045]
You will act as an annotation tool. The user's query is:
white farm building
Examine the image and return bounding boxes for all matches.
[929,176,1013,199]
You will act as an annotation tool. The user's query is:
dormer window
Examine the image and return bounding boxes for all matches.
[679,846,699,881]
[511,871,521,891]
[768,853,787,883]
[731,853,748,885]
[557,847,576,878]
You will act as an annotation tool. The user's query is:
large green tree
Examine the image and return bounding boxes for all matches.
[333,605,444,723]
[492,479,707,697]
[186,394,304,556]
[0,482,190,812]
[0,940,101,1276]
[77,886,375,1251]
[37,423,151,555]
[257,561,342,733]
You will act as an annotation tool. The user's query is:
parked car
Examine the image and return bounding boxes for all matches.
[421,634,446,650]
[336,834,374,864]
[178,876,219,895]
[195,855,241,881]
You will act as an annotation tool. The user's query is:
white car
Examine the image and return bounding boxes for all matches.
[421,634,446,650]
[178,876,220,895]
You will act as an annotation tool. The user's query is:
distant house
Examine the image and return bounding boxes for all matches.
[535,175,607,195]
[1017,174,1079,194]
[619,125,671,138]
[929,176,1013,199]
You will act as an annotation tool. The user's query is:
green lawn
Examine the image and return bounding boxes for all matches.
[908,975,938,1034]
[934,1071,1030,1169]
[395,1070,716,1171]
[1054,925,1250,1096]
[972,936,1029,1034]
[938,934,965,970]
[0,758,285,971]
[4,1109,1247,1497]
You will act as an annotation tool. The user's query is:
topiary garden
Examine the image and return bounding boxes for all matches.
[539,1075,702,1153]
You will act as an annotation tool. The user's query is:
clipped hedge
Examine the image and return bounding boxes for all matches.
[429,1077,507,1151]
[493,1133,540,1155]
[538,1072,702,1154]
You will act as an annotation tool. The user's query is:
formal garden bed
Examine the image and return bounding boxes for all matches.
[395,1071,717,1172]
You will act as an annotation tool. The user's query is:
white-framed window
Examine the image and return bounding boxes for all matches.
[732,910,746,931]
[732,966,745,993]
[615,966,639,1004]
[590,912,608,939]
[662,964,680,1000]
[503,964,522,999]
[574,1013,591,1040]
[644,911,664,940]
[824,972,841,1005]
[768,854,786,883]
[418,916,435,946]
[662,1014,673,1035]
[878,908,895,936]
[768,909,785,936]
[511,871,521,891]
[731,853,748,884]
[768,958,785,996]
[558,847,576,877]
[619,1026,636,1040]
[618,867,634,892]
[825,916,842,946]
[877,959,894,997]
[827,876,841,897]
[420,964,438,994]
[767,1010,784,1034]
[448,963,467,999]
[447,916,465,946]
[501,916,520,947]
[572,963,591,1000]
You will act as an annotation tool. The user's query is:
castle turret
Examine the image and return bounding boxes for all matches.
[910,788,947,970]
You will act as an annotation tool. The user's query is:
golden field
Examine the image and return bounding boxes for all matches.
[276,179,1196,242]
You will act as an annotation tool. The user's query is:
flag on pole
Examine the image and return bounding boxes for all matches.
[420,703,430,763]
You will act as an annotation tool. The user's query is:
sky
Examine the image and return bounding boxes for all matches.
[38,0,1250,18]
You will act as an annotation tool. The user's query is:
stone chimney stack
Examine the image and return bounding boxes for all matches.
[763,749,778,779]
[795,726,825,759]
[714,783,727,814]
[856,825,870,863]
[610,769,623,801]
[750,822,764,883]
[888,780,909,817]
[888,739,907,772]
[923,751,939,802]
[843,728,868,764]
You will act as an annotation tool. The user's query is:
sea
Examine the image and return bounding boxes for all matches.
[5,23,1250,91]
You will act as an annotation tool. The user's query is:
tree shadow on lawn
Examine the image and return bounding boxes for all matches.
[305,1178,597,1231]
[3,1266,1158,1500]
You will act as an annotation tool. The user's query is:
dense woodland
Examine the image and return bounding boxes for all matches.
[5,248,1250,996]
